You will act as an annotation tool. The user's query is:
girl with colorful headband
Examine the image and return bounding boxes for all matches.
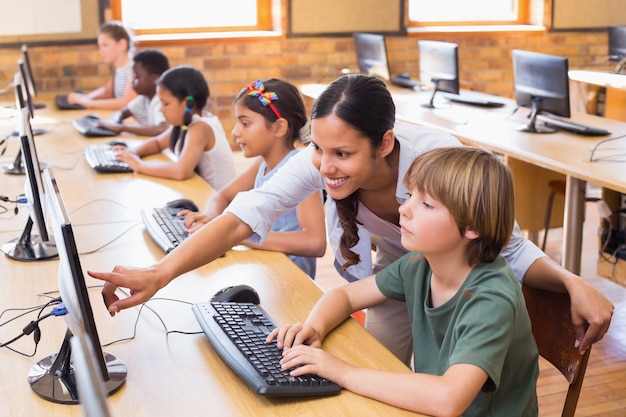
[113,65,236,190]
[180,79,325,278]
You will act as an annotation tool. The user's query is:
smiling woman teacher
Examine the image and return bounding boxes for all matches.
[89,74,614,366]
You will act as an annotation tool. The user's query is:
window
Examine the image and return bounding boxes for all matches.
[110,0,273,36]
[407,0,529,26]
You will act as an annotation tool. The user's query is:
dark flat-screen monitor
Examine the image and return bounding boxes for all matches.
[0,106,57,261]
[18,58,36,118]
[418,40,460,108]
[27,167,127,404]
[353,32,391,80]
[21,44,45,109]
[512,49,570,133]
[608,25,626,73]
[2,72,27,175]
[608,25,626,62]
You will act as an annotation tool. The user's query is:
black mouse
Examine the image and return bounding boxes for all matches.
[397,72,410,79]
[108,140,127,147]
[165,198,199,212]
[211,284,260,304]
[85,113,101,120]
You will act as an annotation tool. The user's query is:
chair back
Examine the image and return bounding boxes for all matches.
[522,284,591,417]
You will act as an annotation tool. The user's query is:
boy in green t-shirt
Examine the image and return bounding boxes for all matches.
[267,146,539,417]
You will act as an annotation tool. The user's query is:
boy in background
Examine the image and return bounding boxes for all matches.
[99,48,170,136]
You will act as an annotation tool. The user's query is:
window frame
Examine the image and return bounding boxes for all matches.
[406,0,530,28]
[109,0,274,35]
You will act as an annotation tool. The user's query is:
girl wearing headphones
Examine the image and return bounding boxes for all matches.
[114,65,236,190]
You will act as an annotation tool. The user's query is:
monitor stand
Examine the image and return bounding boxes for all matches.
[2,151,25,175]
[421,83,451,109]
[2,149,48,175]
[1,217,58,261]
[27,330,127,404]
[517,100,557,134]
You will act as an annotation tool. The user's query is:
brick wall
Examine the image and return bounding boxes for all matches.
[0,30,608,141]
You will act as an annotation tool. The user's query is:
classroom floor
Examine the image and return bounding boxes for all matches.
[232,150,626,416]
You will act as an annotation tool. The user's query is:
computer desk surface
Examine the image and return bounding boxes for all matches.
[0,100,423,417]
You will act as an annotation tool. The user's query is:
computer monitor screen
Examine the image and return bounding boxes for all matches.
[0,106,57,261]
[512,49,570,133]
[608,25,626,62]
[18,58,36,117]
[353,32,391,80]
[27,167,127,404]
[418,40,460,108]
[21,44,37,98]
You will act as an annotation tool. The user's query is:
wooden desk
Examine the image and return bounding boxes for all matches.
[0,101,422,417]
[301,84,626,275]
[569,69,626,122]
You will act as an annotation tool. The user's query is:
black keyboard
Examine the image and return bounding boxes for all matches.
[192,301,341,397]
[73,116,118,138]
[442,93,506,108]
[55,94,86,110]
[540,114,611,136]
[84,144,132,173]
[389,76,423,89]
[140,206,189,253]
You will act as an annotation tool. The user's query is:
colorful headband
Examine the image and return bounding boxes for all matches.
[246,80,283,119]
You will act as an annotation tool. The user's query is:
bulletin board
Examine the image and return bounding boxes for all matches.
[0,0,100,46]
[552,0,626,30]
[288,0,403,36]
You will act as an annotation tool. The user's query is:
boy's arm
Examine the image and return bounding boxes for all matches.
[270,277,386,348]
[285,354,486,417]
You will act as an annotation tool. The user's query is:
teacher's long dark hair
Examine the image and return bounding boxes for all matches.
[311,75,396,269]
[157,66,210,153]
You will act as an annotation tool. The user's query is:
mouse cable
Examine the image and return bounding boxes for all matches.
[589,133,626,162]
[102,294,202,348]
[69,197,133,216]
[79,221,143,255]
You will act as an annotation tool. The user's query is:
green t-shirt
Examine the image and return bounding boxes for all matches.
[376,253,539,417]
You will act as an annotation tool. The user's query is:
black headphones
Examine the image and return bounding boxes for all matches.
[182,95,194,129]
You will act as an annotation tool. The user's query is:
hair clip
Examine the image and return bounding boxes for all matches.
[246,80,282,119]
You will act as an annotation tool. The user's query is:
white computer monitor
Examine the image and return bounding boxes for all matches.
[0,106,56,261]
[26,168,127,404]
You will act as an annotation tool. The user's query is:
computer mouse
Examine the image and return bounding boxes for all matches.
[211,284,260,304]
[397,72,411,79]
[85,113,100,120]
[165,198,199,212]
[108,140,127,147]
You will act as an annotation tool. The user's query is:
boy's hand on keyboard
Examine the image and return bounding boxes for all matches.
[266,322,323,349]
[279,344,346,386]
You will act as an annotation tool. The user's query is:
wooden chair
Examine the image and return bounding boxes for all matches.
[522,284,592,417]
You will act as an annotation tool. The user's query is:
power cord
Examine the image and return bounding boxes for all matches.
[0,194,27,217]
[0,298,66,357]
[589,133,626,162]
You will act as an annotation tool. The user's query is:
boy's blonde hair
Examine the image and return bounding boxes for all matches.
[403,146,515,266]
